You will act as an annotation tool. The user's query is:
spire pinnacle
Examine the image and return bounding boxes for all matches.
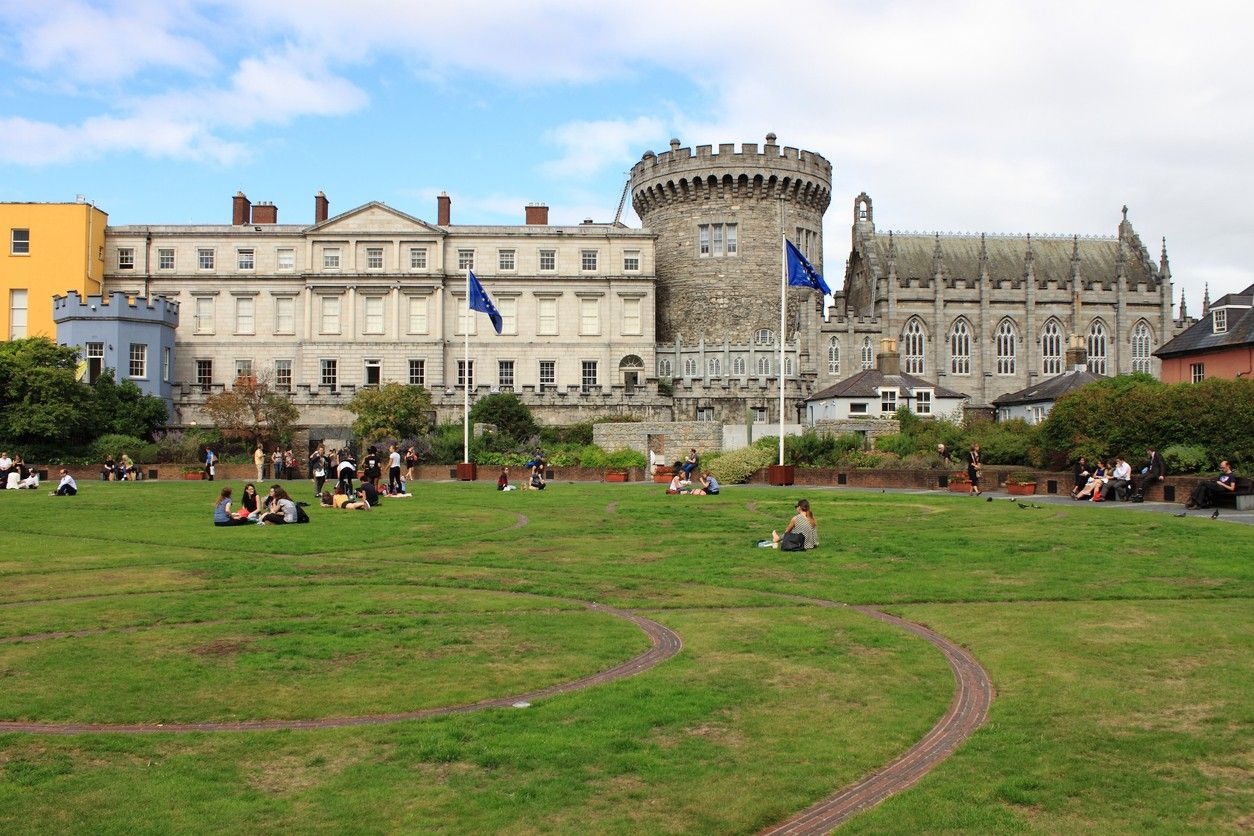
[1202,282,1211,316]
[1179,287,1188,321]
[1071,234,1080,262]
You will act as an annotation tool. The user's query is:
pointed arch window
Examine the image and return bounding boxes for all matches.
[949,319,971,375]
[707,357,722,377]
[683,358,697,377]
[860,336,873,370]
[1087,320,1108,375]
[756,356,771,376]
[1042,319,1063,375]
[732,356,746,376]
[902,318,925,375]
[827,337,840,376]
[995,320,1017,375]
[1131,321,1152,374]
[658,358,672,378]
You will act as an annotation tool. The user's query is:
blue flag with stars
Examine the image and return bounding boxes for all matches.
[468,270,503,335]
[786,239,832,296]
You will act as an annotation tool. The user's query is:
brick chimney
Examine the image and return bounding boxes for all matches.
[437,192,451,226]
[525,203,549,225]
[876,338,901,376]
[314,191,329,224]
[251,201,278,224]
[1065,334,1088,372]
[232,191,250,225]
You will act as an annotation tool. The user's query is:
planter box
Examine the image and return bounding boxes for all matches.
[654,472,674,484]
[1006,482,1038,496]
[768,464,795,486]
[182,472,204,481]
[455,463,477,481]
[948,480,971,493]
[605,471,629,483]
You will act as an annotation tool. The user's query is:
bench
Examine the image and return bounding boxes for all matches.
[1189,476,1254,511]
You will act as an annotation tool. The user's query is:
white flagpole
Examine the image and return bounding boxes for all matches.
[463,268,470,464]
[779,232,786,467]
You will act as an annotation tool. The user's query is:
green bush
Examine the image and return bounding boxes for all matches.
[469,392,538,443]
[968,420,1039,466]
[1161,444,1210,474]
[89,434,156,463]
[707,444,775,484]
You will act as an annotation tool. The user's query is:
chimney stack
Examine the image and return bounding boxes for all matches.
[314,191,329,224]
[232,191,251,225]
[251,201,278,224]
[525,203,549,225]
[1064,334,1088,372]
[437,192,451,226]
[876,338,901,376]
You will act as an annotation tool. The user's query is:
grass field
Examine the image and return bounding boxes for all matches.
[0,480,1250,833]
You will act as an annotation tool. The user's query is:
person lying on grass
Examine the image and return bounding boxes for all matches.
[321,487,370,510]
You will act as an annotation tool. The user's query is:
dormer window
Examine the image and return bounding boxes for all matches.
[1213,308,1227,334]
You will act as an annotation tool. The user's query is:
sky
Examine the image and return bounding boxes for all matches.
[1,0,1251,314]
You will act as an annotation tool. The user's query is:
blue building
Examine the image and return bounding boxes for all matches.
[53,291,180,415]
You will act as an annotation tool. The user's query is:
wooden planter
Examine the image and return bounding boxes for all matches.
[768,465,795,486]
[182,471,204,481]
[605,471,629,483]
[1006,482,1038,496]
[948,479,971,493]
[653,471,674,484]
[455,462,477,481]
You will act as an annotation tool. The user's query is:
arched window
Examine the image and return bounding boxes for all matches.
[902,318,925,375]
[754,328,774,346]
[1087,320,1107,375]
[861,336,874,370]
[784,356,794,376]
[658,358,672,377]
[949,319,971,375]
[1131,321,1152,374]
[683,357,697,377]
[1041,319,1063,375]
[756,356,771,376]
[707,356,721,377]
[732,356,746,376]
[995,319,1017,375]
[827,337,840,375]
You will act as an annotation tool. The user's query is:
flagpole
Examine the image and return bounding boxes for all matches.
[778,232,786,468]
[463,268,470,464]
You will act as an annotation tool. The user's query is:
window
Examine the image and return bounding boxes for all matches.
[995,320,1017,375]
[498,296,517,335]
[696,406,715,422]
[623,250,640,271]
[537,297,558,335]
[456,301,477,336]
[903,318,925,375]
[756,356,771,376]
[360,247,381,270]
[732,356,746,376]
[827,338,840,375]
[581,361,598,390]
[1087,321,1108,375]
[1213,308,1228,334]
[579,297,600,335]
[277,248,295,270]
[194,296,214,335]
[10,228,29,255]
[1042,319,1063,375]
[409,247,427,269]
[684,358,698,377]
[784,356,794,376]
[320,359,338,391]
[539,249,556,271]
[698,223,738,257]
[117,247,135,270]
[196,359,213,390]
[498,249,515,271]
[408,359,425,387]
[320,296,341,334]
[457,249,475,271]
[8,289,27,339]
[880,389,897,413]
[364,359,381,387]
[234,296,255,334]
[948,320,971,375]
[850,402,868,414]
[129,343,147,379]
[755,329,774,346]
[234,359,253,381]
[323,248,341,270]
[364,296,384,335]
[915,390,932,415]
[861,336,874,370]
[1132,322,1153,374]
[658,358,672,377]
[158,248,175,270]
[708,357,722,377]
[794,227,818,259]
[581,250,598,271]
[198,248,215,270]
[237,248,254,270]
[274,296,294,334]
[539,360,556,386]
[407,295,429,334]
[86,342,104,384]
[274,359,292,390]
[162,347,171,382]
[498,360,515,389]
[1190,362,1205,383]
[752,406,767,423]
[457,359,474,388]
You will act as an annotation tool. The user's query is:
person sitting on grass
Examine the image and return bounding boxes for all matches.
[528,468,546,491]
[666,469,687,495]
[213,487,251,527]
[771,499,818,551]
[238,482,261,521]
[260,486,298,525]
[498,467,517,491]
[50,469,77,496]
[689,471,720,496]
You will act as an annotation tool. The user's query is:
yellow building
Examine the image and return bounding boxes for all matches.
[1,202,107,339]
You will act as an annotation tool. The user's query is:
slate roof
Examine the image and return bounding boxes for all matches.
[1155,282,1254,358]
[807,369,968,402]
[991,368,1106,407]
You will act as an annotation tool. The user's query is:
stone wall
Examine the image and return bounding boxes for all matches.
[593,420,724,464]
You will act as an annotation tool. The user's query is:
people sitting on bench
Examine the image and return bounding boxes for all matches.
[1185,461,1238,509]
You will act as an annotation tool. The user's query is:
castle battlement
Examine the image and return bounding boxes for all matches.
[53,291,180,327]
[630,134,832,181]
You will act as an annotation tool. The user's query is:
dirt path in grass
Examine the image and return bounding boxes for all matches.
[760,601,994,835]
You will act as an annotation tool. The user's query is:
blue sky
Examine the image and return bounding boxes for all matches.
[2,0,1251,313]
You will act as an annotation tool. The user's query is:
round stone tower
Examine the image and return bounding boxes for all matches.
[629,133,832,344]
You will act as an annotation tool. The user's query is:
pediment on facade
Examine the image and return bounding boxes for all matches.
[311,202,443,237]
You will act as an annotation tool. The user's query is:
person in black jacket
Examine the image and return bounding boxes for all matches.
[1131,446,1165,501]
[1071,456,1092,498]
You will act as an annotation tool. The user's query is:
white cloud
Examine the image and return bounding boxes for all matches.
[540,117,665,179]
[0,114,243,165]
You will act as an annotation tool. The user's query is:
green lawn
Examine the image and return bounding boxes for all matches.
[0,481,1249,833]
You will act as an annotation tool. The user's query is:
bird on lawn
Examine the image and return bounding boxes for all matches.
[1211,509,1220,519]
[986,497,993,502]
[1173,512,1187,518]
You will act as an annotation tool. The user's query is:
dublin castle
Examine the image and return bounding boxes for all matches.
[6,133,1184,435]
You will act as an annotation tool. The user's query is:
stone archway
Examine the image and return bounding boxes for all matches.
[619,354,644,391]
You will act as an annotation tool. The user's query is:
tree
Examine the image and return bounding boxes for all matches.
[202,375,299,445]
[0,338,94,445]
[90,370,169,439]
[469,392,538,443]
[346,383,433,442]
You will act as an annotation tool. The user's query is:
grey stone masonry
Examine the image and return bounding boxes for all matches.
[593,421,723,465]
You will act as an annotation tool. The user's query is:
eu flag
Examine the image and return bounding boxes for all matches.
[468,271,503,335]
[786,239,832,296]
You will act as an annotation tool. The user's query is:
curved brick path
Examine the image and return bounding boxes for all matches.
[760,602,994,834]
